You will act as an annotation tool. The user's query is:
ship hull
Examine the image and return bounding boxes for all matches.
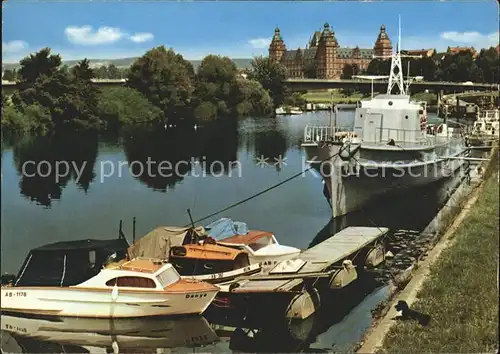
[303,139,469,218]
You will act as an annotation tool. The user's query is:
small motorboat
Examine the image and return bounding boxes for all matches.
[289,107,304,115]
[205,218,301,271]
[1,237,218,318]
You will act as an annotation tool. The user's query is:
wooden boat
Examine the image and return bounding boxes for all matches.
[1,238,218,318]
[128,226,262,284]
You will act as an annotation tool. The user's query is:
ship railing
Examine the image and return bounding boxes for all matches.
[374,128,431,145]
[304,125,354,143]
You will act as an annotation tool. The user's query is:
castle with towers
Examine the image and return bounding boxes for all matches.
[268,23,393,79]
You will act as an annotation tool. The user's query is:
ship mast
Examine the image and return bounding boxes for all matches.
[372,15,422,95]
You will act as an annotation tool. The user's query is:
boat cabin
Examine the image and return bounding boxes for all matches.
[354,95,427,145]
[12,238,130,287]
[78,259,181,290]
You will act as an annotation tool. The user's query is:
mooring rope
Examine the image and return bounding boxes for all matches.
[185,143,350,226]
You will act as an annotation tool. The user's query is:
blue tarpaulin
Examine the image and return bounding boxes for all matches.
[205,218,248,240]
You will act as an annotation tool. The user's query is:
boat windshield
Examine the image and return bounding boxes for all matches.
[248,235,275,252]
[156,267,180,288]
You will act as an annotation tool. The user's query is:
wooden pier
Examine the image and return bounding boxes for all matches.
[217,227,389,319]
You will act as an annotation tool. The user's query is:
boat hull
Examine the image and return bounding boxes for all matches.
[303,139,469,217]
[0,286,217,318]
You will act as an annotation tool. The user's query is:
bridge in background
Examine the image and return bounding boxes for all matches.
[285,79,498,93]
[2,78,497,95]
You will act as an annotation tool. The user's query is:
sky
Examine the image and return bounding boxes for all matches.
[2,1,499,63]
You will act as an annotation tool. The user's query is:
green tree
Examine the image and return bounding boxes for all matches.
[13,49,101,132]
[341,64,355,79]
[3,69,17,81]
[127,46,195,125]
[304,62,317,79]
[248,56,288,109]
[98,86,164,131]
[193,55,238,120]
[107,64,121,79]
[440,52,483,82]
[475,47,499,83]
[232,78,273,117]
[95,66,109,79]
[366,59,391,76]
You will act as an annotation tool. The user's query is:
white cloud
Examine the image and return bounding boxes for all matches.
[130,32,154,43]
[439,31,499,47]
[65,26,126,45]
[2,40,28,53]
[248,37,271,49]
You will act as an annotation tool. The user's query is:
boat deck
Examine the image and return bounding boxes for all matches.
[224,226,388,293]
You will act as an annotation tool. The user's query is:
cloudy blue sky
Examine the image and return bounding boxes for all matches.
[3,1,499,63]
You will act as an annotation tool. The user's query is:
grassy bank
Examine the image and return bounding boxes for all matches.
[382,153,499,353]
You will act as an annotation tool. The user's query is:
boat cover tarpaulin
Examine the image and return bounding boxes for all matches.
[127,226,206,260]
[205,218,248,240]
[14,238,130,287]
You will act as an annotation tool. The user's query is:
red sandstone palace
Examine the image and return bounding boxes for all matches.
[269,23,393,79]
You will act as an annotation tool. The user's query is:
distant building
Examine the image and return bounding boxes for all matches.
[401,49,436,58]
[268,23,393,79]
[446,46,477,58]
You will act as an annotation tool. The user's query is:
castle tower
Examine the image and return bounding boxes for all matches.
[316,23,337,79]
[373,25,393,57]
[269,27,286,62]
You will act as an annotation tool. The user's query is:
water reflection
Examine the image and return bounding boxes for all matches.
[309,173,462,248]
[122,121,241,191]
[122,128,196,192]
[206,274,380,353]
[12,133,98,207]
[1,314,218,353]
[198,121,240,175]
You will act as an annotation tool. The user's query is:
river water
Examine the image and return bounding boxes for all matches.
[1,110,452,352]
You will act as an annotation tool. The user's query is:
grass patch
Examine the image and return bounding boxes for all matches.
[302,90,363,103]
[381,153,499,353]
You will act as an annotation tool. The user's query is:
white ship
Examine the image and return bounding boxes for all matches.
[301,18,470,218]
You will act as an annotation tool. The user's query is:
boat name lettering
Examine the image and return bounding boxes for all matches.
[4,291,27,297]
[185,293,209,299]
[5,324,27,333]
[209,272,224,279]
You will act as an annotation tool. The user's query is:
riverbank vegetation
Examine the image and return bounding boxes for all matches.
[381,150,499,353]
[1,47,293,136]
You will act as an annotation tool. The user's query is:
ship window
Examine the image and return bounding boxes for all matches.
[360,114,363,118]
[106,276,156,288]
[388,101,393,106]
[405,115,409,119]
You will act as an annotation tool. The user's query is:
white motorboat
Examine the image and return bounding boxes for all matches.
[205,218,301,271]
[275,107,287,115]
[289,107,304,115]
[1,238,218,318]
[301,17,469,218]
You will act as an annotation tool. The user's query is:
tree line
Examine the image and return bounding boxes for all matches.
[340,46,499,83]
[2,46,296,136]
